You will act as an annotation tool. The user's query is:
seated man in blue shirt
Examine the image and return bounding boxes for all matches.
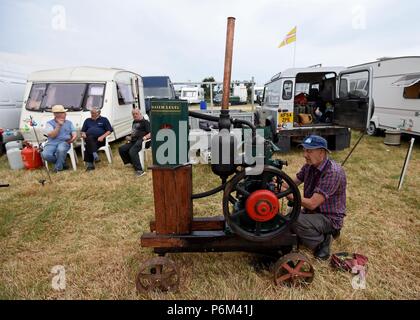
[81,107,113,171]
[42,105,77,172]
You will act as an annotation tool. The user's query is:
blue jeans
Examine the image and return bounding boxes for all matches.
[42,141,70,171]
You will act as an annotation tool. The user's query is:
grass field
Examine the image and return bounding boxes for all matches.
[0,130,419,300]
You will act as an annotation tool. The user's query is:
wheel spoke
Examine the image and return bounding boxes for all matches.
[230,209,245,222]
[278,215,290,224]
[161,269,177,281]
[294,260,305,272]
[235,185,250,197]
[228,194,238,204]
[281,262,295,274]
[138,273,163,281]
[276,273,293,283]
[296,271,314,278]
[255,222,262,236]
[261,171,271,188]
[276,188,293,199]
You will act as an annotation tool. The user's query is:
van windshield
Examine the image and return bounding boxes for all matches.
[25,83,105,112]
[144,87,173,99]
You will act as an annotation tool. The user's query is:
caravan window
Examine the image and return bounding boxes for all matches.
[26,83,47,110]
[282,80,293,100]
[403,82,420,99]
[117,83,135,105]
[182,91,196,98]
[40,83,86,111]
[392,73,420,99]
[83,84,105,110]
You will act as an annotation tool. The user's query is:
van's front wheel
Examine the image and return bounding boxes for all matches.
[367,122,377,136]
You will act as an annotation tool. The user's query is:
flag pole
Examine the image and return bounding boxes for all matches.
[293,26,297,67]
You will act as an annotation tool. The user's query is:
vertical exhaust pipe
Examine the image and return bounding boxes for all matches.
[222,17,235,111]
[212,17,238,180]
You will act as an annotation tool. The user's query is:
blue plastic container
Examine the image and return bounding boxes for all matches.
[200,100,207,110]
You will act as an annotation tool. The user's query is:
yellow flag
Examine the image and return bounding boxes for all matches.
[278,26,297,48]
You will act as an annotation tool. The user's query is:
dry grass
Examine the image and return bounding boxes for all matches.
[0,131,419,300]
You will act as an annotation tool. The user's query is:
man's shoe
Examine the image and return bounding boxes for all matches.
[62,164,69,170]
[314,234,332,260]
[86,163,95,171]
[135,170,145,177]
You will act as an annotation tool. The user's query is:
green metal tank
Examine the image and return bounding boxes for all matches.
[151,100,189,167]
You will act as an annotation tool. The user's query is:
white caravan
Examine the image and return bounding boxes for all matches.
[0,69,26,143]
[19,66,146,144]
[348,56,420,136]
[258,65,374,151]
[232,83,248,104]
[179,86,205,104]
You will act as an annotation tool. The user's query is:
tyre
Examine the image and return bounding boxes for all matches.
[367,121,377,136]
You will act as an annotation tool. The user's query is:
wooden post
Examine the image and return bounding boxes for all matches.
[398,138,415,191]
[151,164,193,234]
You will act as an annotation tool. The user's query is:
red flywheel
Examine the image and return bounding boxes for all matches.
[245,190,279,222]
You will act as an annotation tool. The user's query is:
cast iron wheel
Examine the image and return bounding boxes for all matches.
[223,165,301,242]
[273,252,314,286]
[136,257,180,293]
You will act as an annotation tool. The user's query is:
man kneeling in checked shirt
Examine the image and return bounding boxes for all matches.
[281,135,347,260]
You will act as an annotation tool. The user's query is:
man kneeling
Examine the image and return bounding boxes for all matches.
[282,135,347,260]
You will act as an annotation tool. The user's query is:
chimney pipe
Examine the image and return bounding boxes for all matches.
[221,17,235,110]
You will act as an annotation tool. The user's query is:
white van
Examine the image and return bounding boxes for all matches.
[258,65,374,151]
[348,56,420,136]
[0,70,26,146]
[179,86,205,104]
[19,66,146,144]
[232,84,248,104]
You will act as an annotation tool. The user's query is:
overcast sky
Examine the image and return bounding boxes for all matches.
[0,0,419,85]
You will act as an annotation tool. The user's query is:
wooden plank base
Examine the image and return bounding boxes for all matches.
[141,230,297,254]
[150,216,225,233]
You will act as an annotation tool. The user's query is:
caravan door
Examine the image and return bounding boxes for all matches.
[334,67,373,131]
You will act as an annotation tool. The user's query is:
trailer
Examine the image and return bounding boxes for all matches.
[179,86,205,104]
[19,66,146,144]
[0,69,26,152]
[348,56,420,136]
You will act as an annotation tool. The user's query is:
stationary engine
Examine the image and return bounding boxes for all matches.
[190,109,302,242]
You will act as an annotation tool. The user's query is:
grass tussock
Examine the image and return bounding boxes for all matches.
[0,131,419,300]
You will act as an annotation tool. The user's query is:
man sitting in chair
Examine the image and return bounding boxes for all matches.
[42,105,77,172]
[118,108,151,177]
[81,107,113,171]
[281,135,347,260]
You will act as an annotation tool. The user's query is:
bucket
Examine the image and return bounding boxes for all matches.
[5,140,23,152]
[7,148,24,170]
[384,129,401,146]
[200,100,207,110]
[21,146,43,169]
[298,114,313,125]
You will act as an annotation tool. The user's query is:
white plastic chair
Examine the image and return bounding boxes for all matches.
[139,138,151,171]
[44,142,78,171]
[81,135,112,164]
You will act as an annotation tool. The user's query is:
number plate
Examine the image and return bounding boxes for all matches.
[278,112,293,124]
